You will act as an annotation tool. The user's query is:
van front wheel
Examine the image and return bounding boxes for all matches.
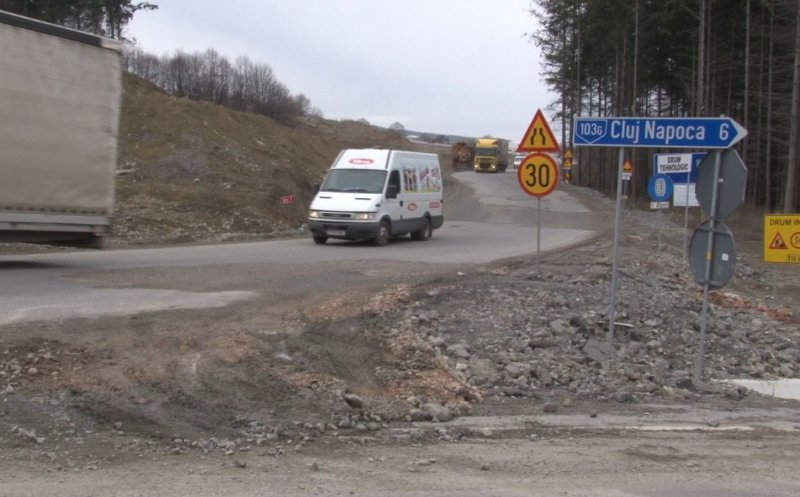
[373,221,390,246]
[313,234,327,245]
[411,217,432,241]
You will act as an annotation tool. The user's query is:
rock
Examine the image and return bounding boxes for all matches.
[505,362,526,378]
[549,319,569,334]
[531,365,552,386]
[343,393,365,409]
[582,338,615,363]
[422,402,453,422]
[446,343,471,359]
[615,390,635,403]
[542,402,559,413]
[274,352,293,363]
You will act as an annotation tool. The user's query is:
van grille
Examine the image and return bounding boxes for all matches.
[319,212,352,220]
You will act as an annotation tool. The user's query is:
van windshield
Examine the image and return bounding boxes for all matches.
[320,169,387,194]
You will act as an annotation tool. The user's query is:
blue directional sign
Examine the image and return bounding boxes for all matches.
[648,174,674,202]
[574,117,747,149]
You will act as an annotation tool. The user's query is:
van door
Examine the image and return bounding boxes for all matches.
[384,169,404,225]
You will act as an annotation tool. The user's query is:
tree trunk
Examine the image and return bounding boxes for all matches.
[632,0,639,116]
[766,1,775,210]
[744,0,751,164]
[784,0,800,213]
[697,0,706,116]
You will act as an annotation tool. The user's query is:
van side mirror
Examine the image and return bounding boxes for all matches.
[314,183,321,193]
[386,184,399,199]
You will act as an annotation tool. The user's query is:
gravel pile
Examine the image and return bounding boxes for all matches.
[383,208,799,411]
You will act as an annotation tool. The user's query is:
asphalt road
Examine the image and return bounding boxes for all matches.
[0,172,600,326]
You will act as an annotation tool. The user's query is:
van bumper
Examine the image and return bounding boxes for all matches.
[308,220,380,240]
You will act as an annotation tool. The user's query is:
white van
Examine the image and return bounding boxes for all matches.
[308,149,444,246]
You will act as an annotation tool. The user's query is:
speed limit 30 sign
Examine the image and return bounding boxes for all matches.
[517,153,559,197]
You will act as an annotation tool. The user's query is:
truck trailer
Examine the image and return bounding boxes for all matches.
[473,138,508,173]
[0,10,121,248]
[450,141,475,171]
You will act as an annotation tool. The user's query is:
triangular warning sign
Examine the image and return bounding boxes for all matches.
[769,232,788,249]
[517,109,560,153]
[623,160,634,172]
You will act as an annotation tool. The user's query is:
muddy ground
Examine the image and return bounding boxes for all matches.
[1,182,799,495]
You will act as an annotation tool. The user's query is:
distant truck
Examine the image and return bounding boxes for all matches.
[473,138,509,173]
[451,141,475,171]
[0,10,121,248]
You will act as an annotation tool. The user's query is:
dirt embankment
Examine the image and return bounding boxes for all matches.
[114,73,429,247]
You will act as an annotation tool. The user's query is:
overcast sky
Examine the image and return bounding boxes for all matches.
[126,1,554,143]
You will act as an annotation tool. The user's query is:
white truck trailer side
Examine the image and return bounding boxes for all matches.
[0,10,121,248]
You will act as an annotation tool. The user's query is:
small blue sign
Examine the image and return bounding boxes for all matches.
[648,174,674,202]
[574,117,747,149]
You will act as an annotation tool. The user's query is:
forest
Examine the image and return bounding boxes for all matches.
[0,0,156,38]
[532,0,800,213]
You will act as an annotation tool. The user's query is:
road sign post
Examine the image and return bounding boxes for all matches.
[573,115,747,356]
[517,153,559,264]
[607,149,625,347]
[654,152,706,261]
[648,174,674,250]
[691,149,747,384]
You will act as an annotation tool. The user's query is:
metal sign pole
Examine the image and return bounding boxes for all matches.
[607,148,625,347]
[537,197,541,265]
[684,183,691,261]
[694,150,722,384]
[658,211,663,251]
[773,266,778,302]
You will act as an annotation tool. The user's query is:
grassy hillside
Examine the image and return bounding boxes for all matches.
[112,73,418,247]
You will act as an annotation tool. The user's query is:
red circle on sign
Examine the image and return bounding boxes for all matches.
[408,203,417,211]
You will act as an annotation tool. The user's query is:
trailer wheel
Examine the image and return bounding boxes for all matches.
[411,217,432,241]
[373,221,390,246]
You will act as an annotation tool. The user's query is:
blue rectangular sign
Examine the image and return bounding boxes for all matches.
[574,117,746,149]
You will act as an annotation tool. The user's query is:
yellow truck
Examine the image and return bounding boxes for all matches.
[473,138,509,173]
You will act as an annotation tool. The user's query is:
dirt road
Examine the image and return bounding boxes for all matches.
[1,174,799,496]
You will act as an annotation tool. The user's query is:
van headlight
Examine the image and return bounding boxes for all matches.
[353,212,376,220]
[308,210,321,218]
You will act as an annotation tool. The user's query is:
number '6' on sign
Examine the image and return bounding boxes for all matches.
[517,153,559,197]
